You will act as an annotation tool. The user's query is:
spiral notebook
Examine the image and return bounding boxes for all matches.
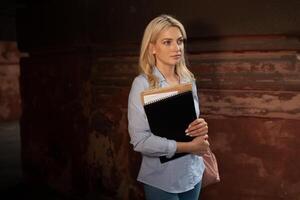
[141,83,197,163]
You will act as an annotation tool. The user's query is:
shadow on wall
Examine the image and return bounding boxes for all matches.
[0,42,22,195]
[185,19,224,91]
[0,41,21,121]
[0,121,21,190]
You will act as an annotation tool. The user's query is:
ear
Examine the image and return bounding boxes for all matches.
[149,43,156,54]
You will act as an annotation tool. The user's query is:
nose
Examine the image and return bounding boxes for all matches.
[173,42,181,51]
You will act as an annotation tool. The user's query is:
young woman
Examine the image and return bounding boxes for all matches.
[128,15,209,200]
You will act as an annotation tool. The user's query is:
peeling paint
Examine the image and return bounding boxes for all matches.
[19,48,300,200]
[87,108,142,200]
[200,91,300,119]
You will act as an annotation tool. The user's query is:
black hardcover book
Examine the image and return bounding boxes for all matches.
[143,90,197,163]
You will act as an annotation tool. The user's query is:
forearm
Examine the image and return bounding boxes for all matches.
[130,130,177,157]
[176,135,209,155]
[176,141,194,154]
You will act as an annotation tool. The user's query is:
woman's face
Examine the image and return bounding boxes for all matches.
[151,26,184,68]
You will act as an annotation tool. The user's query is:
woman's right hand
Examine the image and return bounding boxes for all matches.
[189,135,210,155]
[176,134,210,155]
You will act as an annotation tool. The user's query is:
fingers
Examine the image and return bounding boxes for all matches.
[187,125,208,137]
[186,118,208,137]
[191,136,210,155]
[192,134,209,143]
[201,138,210,150]
[188,118,206,128]
[204,139,210,146]
[203,134,209,140]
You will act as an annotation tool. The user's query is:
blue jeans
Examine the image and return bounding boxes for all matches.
[143,182,201,200]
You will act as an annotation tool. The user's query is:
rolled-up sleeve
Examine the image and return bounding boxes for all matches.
[127,76,177,158]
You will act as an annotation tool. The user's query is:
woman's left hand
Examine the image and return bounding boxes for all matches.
[185,118,208,137]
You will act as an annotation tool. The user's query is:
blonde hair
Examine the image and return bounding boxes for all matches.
[139,14,195,88]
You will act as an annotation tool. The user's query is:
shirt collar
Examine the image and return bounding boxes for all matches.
[152,66,190,85]
[152,66,166,84]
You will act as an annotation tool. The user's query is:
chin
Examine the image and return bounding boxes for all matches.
[168,60,180,66]
[172,61,181,66]
[166,62,178,67]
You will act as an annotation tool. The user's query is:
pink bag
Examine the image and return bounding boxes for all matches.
[201,148,220,188]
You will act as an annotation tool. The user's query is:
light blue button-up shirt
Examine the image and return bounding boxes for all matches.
[127,67,205,193]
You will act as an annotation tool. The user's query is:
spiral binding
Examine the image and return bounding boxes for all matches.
[144,91,191,105]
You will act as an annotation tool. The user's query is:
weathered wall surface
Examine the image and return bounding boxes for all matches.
[190,51,300,200]
[16,1,300,200]
[91,50,300,200]
[19,49,92,197]
[0,41,21,121]
[17,48,300,200]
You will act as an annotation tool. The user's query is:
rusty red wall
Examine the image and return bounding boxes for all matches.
[92,49,300,200]
[16,1,300,200]
[190,51,300,200]
[18,41,300,199]
[0,41,21,121]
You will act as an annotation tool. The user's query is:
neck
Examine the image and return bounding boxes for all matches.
[157,64,175,76]
[156,64,179,85]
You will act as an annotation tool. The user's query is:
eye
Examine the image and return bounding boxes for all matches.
[177,38,184,45]
[163,40,172,46]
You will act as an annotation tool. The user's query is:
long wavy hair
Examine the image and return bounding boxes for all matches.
[139,14,195,88]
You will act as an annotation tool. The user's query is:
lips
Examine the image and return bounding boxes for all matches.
[171,54,181,59]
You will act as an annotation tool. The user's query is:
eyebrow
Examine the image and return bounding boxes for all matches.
[161,36,184,41]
